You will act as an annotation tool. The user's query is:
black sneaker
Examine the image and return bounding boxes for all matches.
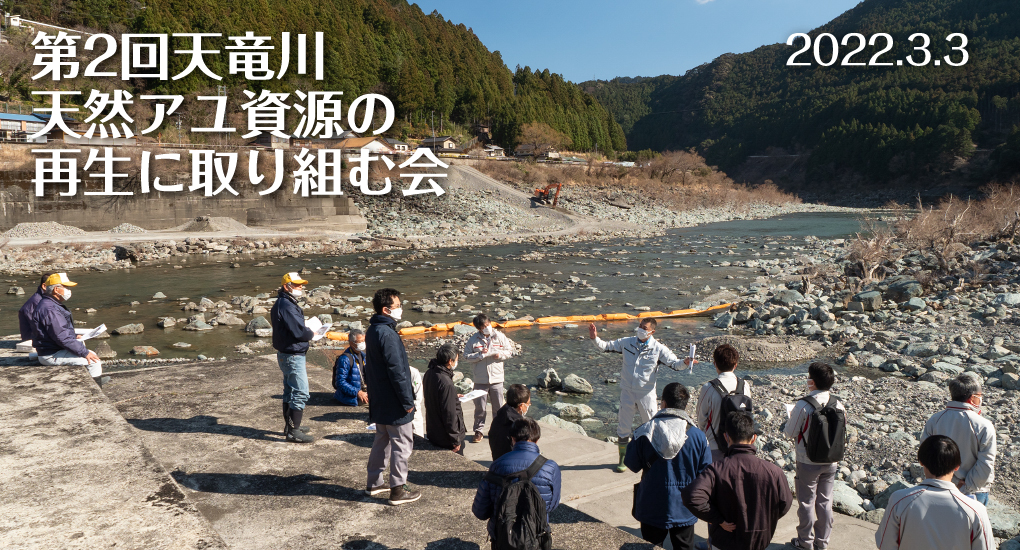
[365,484,388,497]
[286,428,314,443]
[388,484,421,505]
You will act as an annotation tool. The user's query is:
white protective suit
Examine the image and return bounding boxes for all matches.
[594,334,686,439]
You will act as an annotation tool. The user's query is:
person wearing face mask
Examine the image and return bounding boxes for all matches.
[31,273,103,384]
[423,343,467,455]
[271,272,315,444]
[488,384,532,460]
[463,313,515,444]
[920,372,996,506]
[333,329,368,406]
[364,288,421,505]
[589,318,692,472]
[782,362,846,550]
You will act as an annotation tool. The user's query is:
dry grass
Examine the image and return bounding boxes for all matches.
[476,152,801,212]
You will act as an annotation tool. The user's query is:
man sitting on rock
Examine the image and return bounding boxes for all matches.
[19,273,53,342]
[875,435,994,550]
[423,343,466,454]
[589,318,692,472]
[463,313,515,444]
[488,383,531,461]
[32,273,103,383]
[333,329,367,406]
[920,372,996,505]
[625,382,711,550]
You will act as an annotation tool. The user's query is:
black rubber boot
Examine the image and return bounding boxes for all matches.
[286,408,314,443]
[282,402,291,435]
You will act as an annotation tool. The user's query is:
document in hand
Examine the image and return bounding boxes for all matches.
[80,324,107,341]
[305,317,330,341]
[459,389,487,402]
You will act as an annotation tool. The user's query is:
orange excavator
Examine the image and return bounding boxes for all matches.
[531,183,562,206]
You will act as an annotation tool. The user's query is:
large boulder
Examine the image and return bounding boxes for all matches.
[987,496,1020,538]
[94,341,117,359]
[209,314,246,326]
[537,368,561,389]
[832,480,865,516]
[561,374,594,394]
[905,342,939,357]
[885,278,924,302]
[131,346,159,356]
[537,414,586,436]
[852,291,883,312]
[453,324,476,336]
[772,290,804,307]
[873,480,914,509]
[713,312,734,329]
[112,323,144,335]
[245,316,271,333]
[552,403,595,419]
[994,293,1020,307]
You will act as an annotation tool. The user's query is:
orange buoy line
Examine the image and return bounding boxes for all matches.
[324,303,732,342]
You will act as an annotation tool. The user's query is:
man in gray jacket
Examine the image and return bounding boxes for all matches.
[463,314,514,443]
[920,372,996,505]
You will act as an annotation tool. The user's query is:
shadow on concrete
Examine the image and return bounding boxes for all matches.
[311,409,370,423]
[171,471,368,502]
[128,415,283,441]
[324,432,377,448]
[341,540,410,550]
[407,468,485,490]
[558,463,618,472]
[425,538,482,549]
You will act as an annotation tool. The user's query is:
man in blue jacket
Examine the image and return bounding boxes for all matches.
[19,273,53,342]
[625,382,712,550]
[473,417,561,544]
[333,329,367,406]
[363,288,421,505]
[32,272,103,382]
[270,272,315,444]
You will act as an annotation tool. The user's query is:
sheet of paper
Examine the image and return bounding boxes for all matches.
[305,316,323,332]
[80,324,106,341]
[311,325,330,341]
[459,389,488,402]
[688,343,697,374]
[785,403,795,417]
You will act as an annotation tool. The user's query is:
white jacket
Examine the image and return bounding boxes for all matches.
[875,479,994,550]
[409,366,425,437]
[594,335,684,392]
[921,401,996,494]
[782,389,847,465]
[463,330,514,385]
[696,371,752,451]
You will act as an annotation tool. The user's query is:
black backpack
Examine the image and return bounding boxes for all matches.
[797,395,847,463]
[484,456,553,550]
[708,378,753,452]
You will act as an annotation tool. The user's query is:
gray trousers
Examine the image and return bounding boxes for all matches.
[472,382,504,433]
[367,422,414,488]
[795,461,838,550]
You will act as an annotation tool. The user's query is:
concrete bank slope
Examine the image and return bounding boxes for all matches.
[0,364,226,550]
[461,402,879,550]
[102,357,651,550]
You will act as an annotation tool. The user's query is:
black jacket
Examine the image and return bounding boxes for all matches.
[681,444,793,550]
[364,314,415,426]
[487,403,524,460]
[270,288,314,354]
[423,359,466,450]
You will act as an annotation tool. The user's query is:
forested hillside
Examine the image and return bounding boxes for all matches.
[7,0,625,152]
[584,0,1020,184]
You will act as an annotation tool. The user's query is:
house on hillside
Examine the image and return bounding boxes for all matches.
[514,144,560,160]
[333,136,397,155]
[421,136,458,151]
[253,133,291,149]
[384,138,410,152]
[483,145,505,158]
[291,130,360,149]
[0,113,48,143]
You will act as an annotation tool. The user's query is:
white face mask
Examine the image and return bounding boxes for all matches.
[482,326,493,336]
[388,307,402,320]
[60,288,72,301]
[635,327,649,340]
[451,361,458,371]
[356,342,366,352]
[290,288,304,298]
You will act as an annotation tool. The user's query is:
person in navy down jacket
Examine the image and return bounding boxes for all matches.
[333,329,368,406]
[18,273,53,342]
[32,272,103,382]
[473,417,561,544]
[625,382,712,550]
[364,288,421,505]
[270,272,316,444]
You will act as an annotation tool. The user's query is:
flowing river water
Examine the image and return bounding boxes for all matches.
[0,212,870,439]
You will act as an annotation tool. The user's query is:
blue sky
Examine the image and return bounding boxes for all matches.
[412,0,863,82]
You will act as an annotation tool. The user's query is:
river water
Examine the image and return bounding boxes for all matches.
[0,212,868,438]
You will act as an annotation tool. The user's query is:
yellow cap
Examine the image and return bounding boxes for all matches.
[282,272,308,285]
[43,272,77,287]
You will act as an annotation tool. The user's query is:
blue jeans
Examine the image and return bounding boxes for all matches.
[277,352,309,410]
[968,492,989,505]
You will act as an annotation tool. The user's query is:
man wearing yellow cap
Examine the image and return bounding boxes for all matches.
[271,272,316,443]
[31,273,102,382]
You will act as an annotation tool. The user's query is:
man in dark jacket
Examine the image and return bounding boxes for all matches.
[473,417,561,543]
[488,384,531,461]
[682,412,793,550]
[19,273,52,342]
[363,288,421,505]
[333,329,367,406]
[423,343,466,454]
[625,382,712,550]
[32,273,102,382]
[270,272,315,444]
